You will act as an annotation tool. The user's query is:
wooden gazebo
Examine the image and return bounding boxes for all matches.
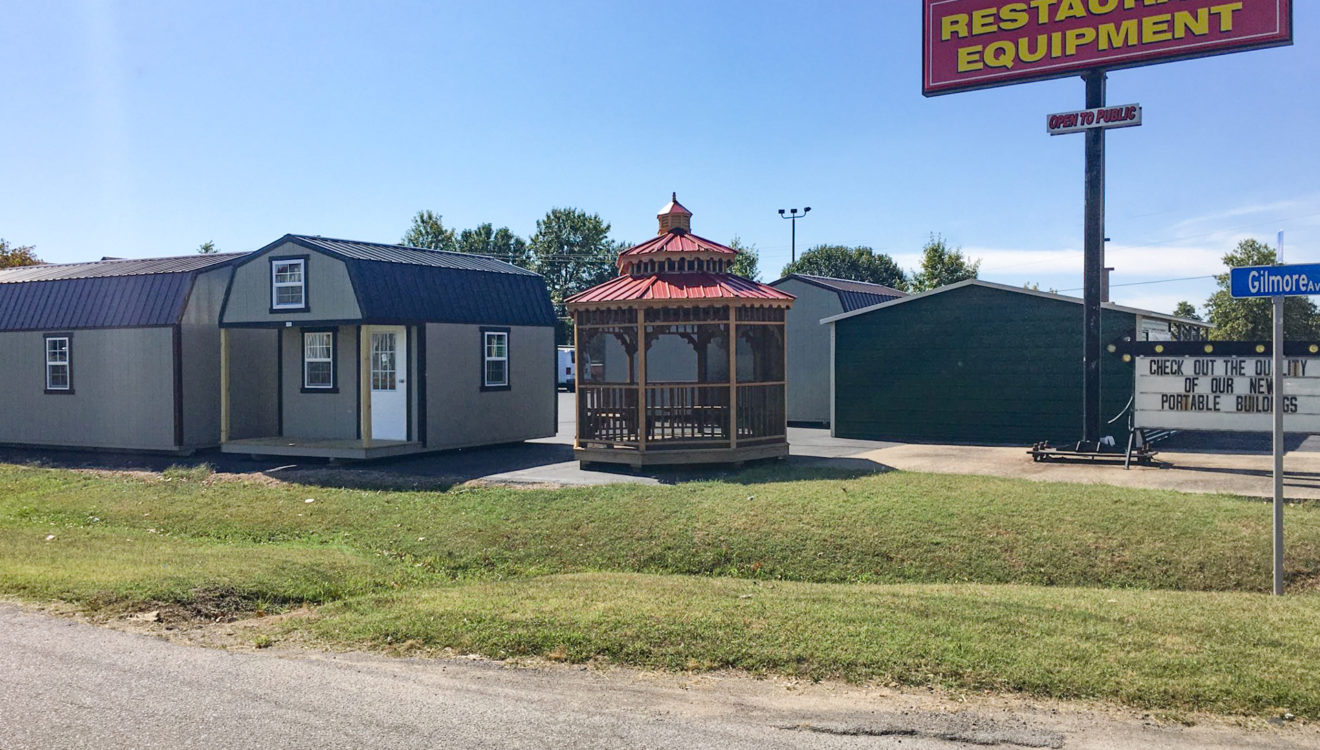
[565,195,795,467]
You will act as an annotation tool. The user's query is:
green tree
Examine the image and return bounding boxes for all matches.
[0,238,41,268]
[728,236,760,281]
[529,207,621,306]
[1204,239,1320,340]
[401,210,456,252]
[780,244,907,289]
[456,223,531,267]
[1172,300,1200,321]
[197,240,218,254]
[909,234,979,292]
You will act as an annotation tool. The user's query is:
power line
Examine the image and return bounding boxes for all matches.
[1056,274,1216,293]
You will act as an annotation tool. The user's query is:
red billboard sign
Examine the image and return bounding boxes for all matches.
[923,0,1293,96]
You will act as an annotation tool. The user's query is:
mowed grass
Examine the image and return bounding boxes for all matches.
[308,573,1320,716]
[2,462,1319,716]
[2,464,1317,591]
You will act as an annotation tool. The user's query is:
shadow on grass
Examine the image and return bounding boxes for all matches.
[0,443,895,492]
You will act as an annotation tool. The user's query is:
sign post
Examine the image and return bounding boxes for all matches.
[1229,263,1320,595]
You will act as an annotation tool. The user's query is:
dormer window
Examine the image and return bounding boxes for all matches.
[271,258,307,311]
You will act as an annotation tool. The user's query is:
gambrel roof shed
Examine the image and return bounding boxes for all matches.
[0,253,243,331]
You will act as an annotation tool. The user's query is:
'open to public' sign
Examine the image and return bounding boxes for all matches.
[1047,103,1141,135]
[923,0,1293,96]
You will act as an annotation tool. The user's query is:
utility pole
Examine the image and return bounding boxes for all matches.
[1081,71,1106,448]
[778,206,812,263]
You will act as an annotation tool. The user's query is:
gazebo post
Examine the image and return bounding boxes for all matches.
[728,307,738,451]
[637,306,647,454]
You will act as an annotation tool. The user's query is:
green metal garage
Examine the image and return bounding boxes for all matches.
[823,280,1206,445]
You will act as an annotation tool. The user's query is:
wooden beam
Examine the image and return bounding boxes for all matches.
[729,310,738,450]
[636,308,647,453]
[359,326,373,446]
[219,328,230,444]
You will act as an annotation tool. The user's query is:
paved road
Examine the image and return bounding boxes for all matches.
[1,606,1313,750]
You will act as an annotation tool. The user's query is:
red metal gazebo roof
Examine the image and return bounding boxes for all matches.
[616,230,737,265]
[565,272,794,306]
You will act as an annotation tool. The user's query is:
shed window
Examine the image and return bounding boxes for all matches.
[303,331,335,390]
[483,330,509,389]
[272,259,306,310]
[45,336,71,392]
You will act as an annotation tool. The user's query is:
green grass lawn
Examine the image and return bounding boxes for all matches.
[1,462,1318,717]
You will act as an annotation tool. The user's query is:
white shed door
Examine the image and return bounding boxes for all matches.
[369,327,407,441]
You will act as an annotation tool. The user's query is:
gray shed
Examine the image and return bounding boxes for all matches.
[768,274,905,425]
[0,253,244,452]
[218,235,558,459]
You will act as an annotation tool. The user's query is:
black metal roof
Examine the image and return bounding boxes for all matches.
[0,253,241,283]
[240,235,556,327]
[0,254,238,331]
[771,273,907,312]
[287,235,538,275]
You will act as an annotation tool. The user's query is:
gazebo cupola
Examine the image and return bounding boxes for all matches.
[616,194,738,278]
[565,196,795,468]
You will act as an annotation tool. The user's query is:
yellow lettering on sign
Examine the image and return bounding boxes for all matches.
[957,45,984,72]
[1209,2,1244,32]
[941,14,969,41]
[1142,14,1172,43]
[999,3,1030,30]
[1098,19,1138,50]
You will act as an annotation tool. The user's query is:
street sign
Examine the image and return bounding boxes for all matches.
[1230,263,1320,298]
[1047,104,1141,136]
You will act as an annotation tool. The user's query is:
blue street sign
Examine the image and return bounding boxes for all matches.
[1230,264,1320,298]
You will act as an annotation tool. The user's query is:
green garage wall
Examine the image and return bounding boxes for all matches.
[833,284,1136,445]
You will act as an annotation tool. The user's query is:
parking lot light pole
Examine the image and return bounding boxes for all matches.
[778,207,812,264]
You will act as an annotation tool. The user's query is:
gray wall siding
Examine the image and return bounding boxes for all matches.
[0,328,176,450]
[222,242,361,325]
[778,279,843,424]
[280,326,360,440]
[425,323,555,449]
[226,328,279,439]
[179,267,230,447]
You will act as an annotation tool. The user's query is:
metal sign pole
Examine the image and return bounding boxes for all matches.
[1082,71,1106,447]
[1273,295,1285,595]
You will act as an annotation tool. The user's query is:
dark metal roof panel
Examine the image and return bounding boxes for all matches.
[771,273,906,312]
[0,274,194,331]
[0,253,241,283]
[837,290,906,313]
[350,260,556,327]
[289,235,538,276]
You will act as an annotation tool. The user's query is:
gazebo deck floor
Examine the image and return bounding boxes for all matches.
[575,440,787,468]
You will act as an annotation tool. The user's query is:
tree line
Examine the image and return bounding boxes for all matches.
[1174,238,1320,341]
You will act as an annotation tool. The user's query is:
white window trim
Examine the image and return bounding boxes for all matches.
[302,331,334,390]
[483,331,509,388]
[271,259,306,310]
[45,336,70,391]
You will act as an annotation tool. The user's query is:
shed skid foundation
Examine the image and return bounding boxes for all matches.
[575,442,787,468]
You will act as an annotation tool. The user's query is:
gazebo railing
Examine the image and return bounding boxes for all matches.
[736,383,787,443]
[578,382,786,450]
[578,384,640,445]
[645,384,730,446]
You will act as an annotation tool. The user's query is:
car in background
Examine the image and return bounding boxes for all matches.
[557,346,575,391]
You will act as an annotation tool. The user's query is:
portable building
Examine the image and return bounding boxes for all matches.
[823,280,1207,445]
[0,253,244,452]
[218,234,557,459]
[768,274,905,425]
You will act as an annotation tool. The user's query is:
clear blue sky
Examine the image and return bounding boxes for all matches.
[2,1,1316,315]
